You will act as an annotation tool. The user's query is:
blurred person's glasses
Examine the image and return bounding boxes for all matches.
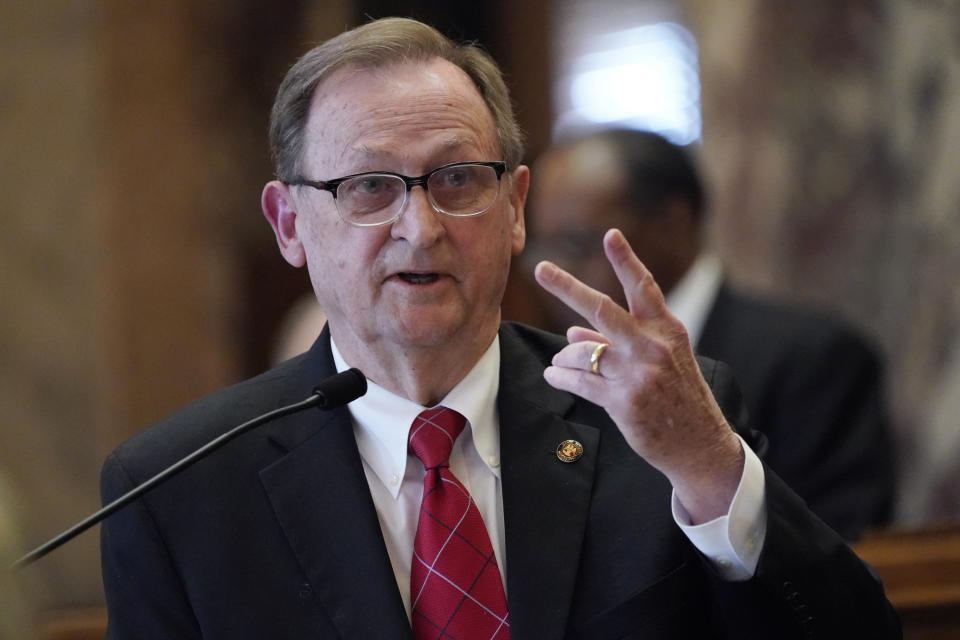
[286,161,507,227]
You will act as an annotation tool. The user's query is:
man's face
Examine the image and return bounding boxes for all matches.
[529,140,692,333]
[281,59,527,356]
[528,142,633,331]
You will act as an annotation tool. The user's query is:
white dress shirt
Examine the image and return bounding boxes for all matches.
[664,253,724,347]
[331,331,766,619]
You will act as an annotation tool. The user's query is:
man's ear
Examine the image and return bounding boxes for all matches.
[508,165,530,256]
[261,180,306,267]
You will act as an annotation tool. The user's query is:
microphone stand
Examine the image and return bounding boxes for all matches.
[13,368,366,569]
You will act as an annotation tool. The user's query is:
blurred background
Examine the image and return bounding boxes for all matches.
[2,0,959,636]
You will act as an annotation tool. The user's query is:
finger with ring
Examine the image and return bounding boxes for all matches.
[589,342,610,375]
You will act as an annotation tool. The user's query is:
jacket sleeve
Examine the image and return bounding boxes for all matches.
[698,357,902,639]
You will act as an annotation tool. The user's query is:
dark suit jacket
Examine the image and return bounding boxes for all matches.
[101,322,899,639]
[697,284,895,540]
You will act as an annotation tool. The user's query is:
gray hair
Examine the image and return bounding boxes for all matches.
[268,17,525,181]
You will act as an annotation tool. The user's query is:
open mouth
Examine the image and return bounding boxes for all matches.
[397,272,440,284]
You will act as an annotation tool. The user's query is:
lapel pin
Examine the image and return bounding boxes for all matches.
[556,439,583,463]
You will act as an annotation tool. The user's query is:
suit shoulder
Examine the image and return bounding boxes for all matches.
[709,287,881,359]
[499,322,567,365]
[105,354,312,474]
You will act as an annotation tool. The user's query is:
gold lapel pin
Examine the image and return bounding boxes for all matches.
[556,439,583,463]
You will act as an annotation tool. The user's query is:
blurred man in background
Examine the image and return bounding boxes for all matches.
[530,129,895,540]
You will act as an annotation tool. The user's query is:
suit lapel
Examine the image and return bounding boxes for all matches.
[497,327,600,640]
[258,331,412,639]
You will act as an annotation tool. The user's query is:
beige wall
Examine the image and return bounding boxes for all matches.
[2,1,110,610]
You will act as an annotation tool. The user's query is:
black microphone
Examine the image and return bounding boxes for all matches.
[13,368,367,569]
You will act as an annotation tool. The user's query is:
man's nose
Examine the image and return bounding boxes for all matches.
[390,186,444,246]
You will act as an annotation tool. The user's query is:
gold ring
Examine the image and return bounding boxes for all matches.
[589,343,609,375]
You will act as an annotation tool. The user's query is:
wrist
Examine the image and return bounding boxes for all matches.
[669,431,745,524]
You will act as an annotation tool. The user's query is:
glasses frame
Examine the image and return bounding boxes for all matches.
[284,161,507,227]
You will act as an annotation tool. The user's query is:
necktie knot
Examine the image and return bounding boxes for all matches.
[408,406,466,470]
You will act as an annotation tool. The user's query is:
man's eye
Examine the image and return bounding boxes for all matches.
[439,168,472,188]
[354,176,389,194]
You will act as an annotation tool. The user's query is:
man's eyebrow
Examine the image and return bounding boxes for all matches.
[434,137,476,151]
[352,137,475,157]
[341,146,396,164]
[339,137,489,171]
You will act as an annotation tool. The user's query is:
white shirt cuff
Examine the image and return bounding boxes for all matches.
[671,435,767,581]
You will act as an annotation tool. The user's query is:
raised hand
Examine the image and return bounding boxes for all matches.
[534,228,744,523]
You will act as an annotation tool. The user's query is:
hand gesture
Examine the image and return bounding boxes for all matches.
[534,229,744,523]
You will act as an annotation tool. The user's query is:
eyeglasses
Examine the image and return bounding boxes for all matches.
[285,161,507,227]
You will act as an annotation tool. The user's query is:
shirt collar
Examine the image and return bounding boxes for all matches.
[331,336,502,498]
[665,253,723,346]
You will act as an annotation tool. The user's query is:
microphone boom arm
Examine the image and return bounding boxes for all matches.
[13,368,366,569]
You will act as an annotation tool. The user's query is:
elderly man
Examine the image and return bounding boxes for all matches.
[100,17,899,639]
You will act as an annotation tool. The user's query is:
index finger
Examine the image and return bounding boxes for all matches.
[534,259,634,338]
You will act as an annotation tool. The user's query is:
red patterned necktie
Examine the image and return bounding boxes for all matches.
[408,406,510,640]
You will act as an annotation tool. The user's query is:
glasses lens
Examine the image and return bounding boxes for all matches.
[337,174,405,225]
[428,164,501,216]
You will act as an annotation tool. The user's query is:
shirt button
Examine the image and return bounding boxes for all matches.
[487,456,500,468]
[745,537,757,552]
[390,474,400,486]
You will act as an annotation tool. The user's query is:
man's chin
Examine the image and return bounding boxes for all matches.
[388,320,466,348]
[386,305,498,349]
